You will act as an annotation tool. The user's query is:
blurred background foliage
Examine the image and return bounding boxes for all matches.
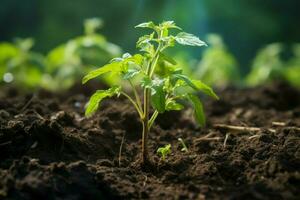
[0,0,299,89]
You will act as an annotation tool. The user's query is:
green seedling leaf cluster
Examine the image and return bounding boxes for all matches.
[157,144,171,161]
[83,20,218,164]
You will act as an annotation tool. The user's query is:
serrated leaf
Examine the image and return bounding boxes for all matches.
[151,85,165,113]
[85,86,121,117]
[160,36,176,48]
[172,74,198,90]
[139,42,155,55]
[171,74,219,100]
[160,21,182,30]
[122,68,140,80]
[136,33,155,55]
[135,21,156,29]
[126,54,144,66]
[188,94,205,126]
[165,100,184,111]
[159,52,177,65]
[110,53,143,65]
[191,80,219,100]
[150,78,166,113]
[137,33,154,46]
[82,62,121,84]
[175,32,207,47]
[141,76,152,89]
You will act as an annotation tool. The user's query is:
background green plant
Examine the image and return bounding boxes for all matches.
[284,44,300,88]
[246,43,285,86]
[194,34,240,87]
[0,38,45,89]
[42,18,121,91]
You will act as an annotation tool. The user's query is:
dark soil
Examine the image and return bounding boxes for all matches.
[0,82,299,200]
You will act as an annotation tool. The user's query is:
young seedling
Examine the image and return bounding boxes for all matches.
[82,21,219,165]
[178,138,188,152]
[157,144,171,161]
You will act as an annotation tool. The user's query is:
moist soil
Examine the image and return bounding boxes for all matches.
[0,82,299,200]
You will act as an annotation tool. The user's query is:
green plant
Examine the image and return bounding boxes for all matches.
[82,21,218,164]
[246,43,285,86]
[157,144,171,161]
[195,34,240,87]
[178,138,188,152]
[43,18,121,90]
[0,38,45,88]
[285,44,300,88]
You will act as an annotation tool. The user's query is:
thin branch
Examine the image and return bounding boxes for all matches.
[272,121,286,127]
[248,134,261,140]
[223,133,230,147]
[196,137,221,141]
[148,110,159,128]
[213,124,276,133]
[128,80,142,111]
[195,132,221,142]
[118,132,126,167]
[121,92,143,119]
[272,122,300,131]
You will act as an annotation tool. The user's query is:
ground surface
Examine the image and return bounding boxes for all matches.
[0,82,299,200]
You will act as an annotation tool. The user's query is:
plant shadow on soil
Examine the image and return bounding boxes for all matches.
[0,82,299,199]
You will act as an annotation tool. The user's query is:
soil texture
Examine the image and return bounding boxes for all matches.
[0,82,299,200]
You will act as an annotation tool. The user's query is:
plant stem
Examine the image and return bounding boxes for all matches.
[121,92,143,119]
[141,30,163,164]
[148,110,159,128]
[141,115,149,164]
[129,80,142,111]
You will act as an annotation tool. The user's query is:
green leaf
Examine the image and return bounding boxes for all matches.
[160,21,182,30]
[110,53,143,66]
[157,144,171,160]
[160,36,176,48]
[172,74,198,90]
[122,68,140,80]
[141,77,166,113]
[126,54,144,66]
[150,78,166,113]
[85,86,121,117]
[122,53,132,59]
[136,33,155,55]
[188,94,206,127]
[141,76,152,89]
[165,100,184,111]
[172,74,219,100]
[137,33,154,46]
[191,80,219,100]
[159,52,177,65]
[175,32,207,47]
[135,21,156,29]
[82,62,121,84]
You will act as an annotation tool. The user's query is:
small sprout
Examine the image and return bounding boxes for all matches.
[157,144,171,161]
[178,138,188,152]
